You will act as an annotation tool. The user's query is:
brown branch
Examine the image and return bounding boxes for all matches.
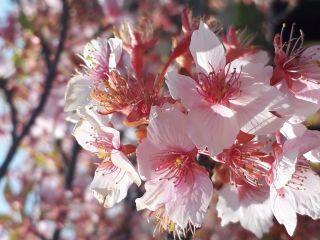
[65,140,81,190]
[0,80,18,140]
[0,0,69,180]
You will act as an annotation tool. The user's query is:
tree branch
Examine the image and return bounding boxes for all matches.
[0,0,70,180]
[0,81,18,140]
[65,140,81,190]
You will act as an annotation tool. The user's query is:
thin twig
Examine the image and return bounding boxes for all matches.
[65,140,81,190]
[0,81,18,140]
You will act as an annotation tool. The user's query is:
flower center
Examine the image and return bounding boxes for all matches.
[90,70,143,114]
[195,67,241,105]
[96,159,118,175]
[154,148,202,186]
[150,207,195,238]
[216,142,273,186]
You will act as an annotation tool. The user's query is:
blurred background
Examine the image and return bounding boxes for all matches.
[0,0,320,239]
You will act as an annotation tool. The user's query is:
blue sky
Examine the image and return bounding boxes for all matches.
[0,0,15,22]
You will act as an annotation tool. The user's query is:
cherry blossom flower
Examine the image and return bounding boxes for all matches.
[214,139,273,187]
[281,122,320,163]
[136,106,213,237]
[216,182,273,238]
[73,108,141,208]
[64,37,123,118]
[271,24,320,122]
[166,22,285,155]
[269,132,320,236]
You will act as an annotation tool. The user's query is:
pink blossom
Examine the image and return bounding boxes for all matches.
[281,122,320,163]
[73,109,141,208]
[271,24,320,122]
[166,22,285,155]
[136,106,213,236]
[64,37,123,116]
[214,140,273,187]
[216,183,273,238]
[269,132,320,236]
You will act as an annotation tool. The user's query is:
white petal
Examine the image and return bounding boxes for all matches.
[73,118,120,153]
[190,21,225,74]
[90,165,133,208]
[77,106,111,129]
[111,149,141,186]
[304,147,320,163]
[280,122,307,139]
[272,149,298,189]
[108,38,123,69]
[73,119,100,153]
[270,186,297,236]
[83,37,109,69]
[64,74,91,112]
[291,166,320,219]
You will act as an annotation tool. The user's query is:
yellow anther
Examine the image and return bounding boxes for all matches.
[97,151,111,159]
[169,221,175,233]
[175,158,183,166]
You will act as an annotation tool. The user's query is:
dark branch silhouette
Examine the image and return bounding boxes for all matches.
[0,80,18,141]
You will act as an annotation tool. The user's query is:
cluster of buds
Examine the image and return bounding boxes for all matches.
[65,11,320,239]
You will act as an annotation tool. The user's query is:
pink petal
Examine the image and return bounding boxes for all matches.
[147,106,195,152]
[227,58,273,85]
[282,129,320,156]
[286,89,320,123]
[189,21,225,75]
[235,84,288,135]
[165,71,203,109]
[166,169,213,228]
[135,177,172,211]
[280,122,307,139]
[136,138,160,180]
[217,183,273,238]
[188,104,238,156]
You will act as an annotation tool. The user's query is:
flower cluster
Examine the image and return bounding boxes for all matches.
[65,15,320,238]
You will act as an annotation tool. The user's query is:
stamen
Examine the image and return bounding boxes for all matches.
[217,142,273,186]
[154,148,202,187]
[195,66,242,105]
